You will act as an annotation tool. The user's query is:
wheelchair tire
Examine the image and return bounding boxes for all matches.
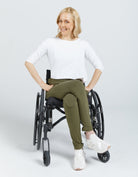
[37,89,45,150]
[33,92,40,146]
[97,151,110,163]
[43,150,50,166]
[91,90,104,139]
[42,135,50,166]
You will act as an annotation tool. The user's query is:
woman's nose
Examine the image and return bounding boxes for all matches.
[61,22,65,26]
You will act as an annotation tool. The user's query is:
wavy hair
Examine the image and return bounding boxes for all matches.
[56,7,81,39]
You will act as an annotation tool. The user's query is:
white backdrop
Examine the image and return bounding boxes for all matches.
[0,0,138,176]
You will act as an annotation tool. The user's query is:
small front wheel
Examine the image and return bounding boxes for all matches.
[43,151,50,166]
[97,151,110,163]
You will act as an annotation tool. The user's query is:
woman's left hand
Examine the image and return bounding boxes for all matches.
[85,86,91,92]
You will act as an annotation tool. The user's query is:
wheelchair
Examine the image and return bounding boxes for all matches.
[33,69,110,166]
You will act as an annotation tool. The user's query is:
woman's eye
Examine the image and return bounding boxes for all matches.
[58,20,69,23]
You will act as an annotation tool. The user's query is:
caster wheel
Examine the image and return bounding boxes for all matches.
[98,151,110,163]
[43,151,50,166]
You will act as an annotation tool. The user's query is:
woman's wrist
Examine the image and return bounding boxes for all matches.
[40,82,48,90]
[86,86,92,92]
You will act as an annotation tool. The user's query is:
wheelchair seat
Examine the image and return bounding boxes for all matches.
[46,97,63,107]
[46,94,92,108]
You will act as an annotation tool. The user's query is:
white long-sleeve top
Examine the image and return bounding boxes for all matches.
[26,37,104,83]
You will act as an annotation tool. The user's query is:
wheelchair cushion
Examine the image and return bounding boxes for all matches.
[46,94,91,108]
[46,97,63,107]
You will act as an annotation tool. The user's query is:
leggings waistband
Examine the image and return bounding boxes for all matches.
[48,78,83,85]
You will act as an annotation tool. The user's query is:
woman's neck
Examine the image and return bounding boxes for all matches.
[60,34,77,41]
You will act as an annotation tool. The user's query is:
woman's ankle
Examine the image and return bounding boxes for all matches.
[85,130,95,139]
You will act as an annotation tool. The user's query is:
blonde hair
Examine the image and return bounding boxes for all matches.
[56,7,81,39]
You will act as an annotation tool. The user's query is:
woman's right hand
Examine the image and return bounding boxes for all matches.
[24,62,54,92]
[41,83,54,91]
[47,84,54,91]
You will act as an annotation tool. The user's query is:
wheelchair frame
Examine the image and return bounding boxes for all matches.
[33,70,110,166]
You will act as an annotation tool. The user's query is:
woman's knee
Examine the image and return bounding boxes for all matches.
[63,93,77,107]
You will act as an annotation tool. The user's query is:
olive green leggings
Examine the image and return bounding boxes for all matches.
[46,78,93,149]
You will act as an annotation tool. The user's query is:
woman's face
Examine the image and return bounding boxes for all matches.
[58,12,74,37]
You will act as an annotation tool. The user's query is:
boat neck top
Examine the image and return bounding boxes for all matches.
[26,37,104,83]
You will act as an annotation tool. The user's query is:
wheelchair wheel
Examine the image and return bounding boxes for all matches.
[98,151,110,163]
[33,92,40,146]
[43,151,50,166]
[91,90,104,139]
[42,138,50,166]
[37,89,45,150]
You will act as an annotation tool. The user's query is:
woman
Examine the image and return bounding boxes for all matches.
[25,7,111,170]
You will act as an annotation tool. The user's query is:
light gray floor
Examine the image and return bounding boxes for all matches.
[0,108,138,177]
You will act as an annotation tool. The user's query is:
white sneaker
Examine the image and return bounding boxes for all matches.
[86,133,111,153]
[73,149,86,170]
